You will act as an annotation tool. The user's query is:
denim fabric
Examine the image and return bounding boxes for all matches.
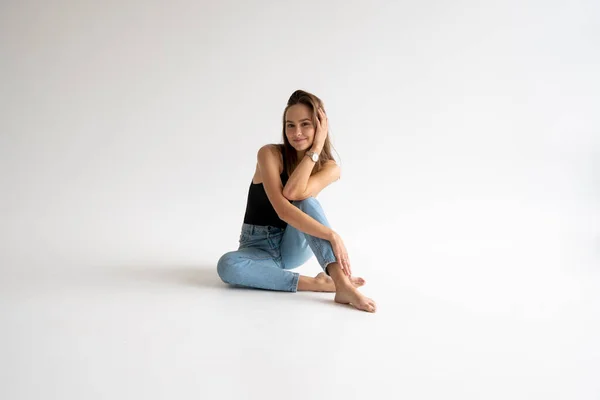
[217,197,337,292]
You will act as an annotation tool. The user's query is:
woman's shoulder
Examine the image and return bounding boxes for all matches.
[258,143,284,160]
[256,143,284,173]
[258,143,283,153]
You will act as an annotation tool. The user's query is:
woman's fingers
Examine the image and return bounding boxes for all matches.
[339,256,350,277]
[341,248,350,276]
[319,109,327,126]
[317,108,327,124]
[331,233,351,277]
[337,255,346,275]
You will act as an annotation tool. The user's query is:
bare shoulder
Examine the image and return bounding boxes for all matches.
[258,144,284,165]
[256,144,283,180]
[257,143,281,158]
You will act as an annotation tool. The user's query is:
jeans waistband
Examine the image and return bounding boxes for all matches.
[241,223,284,235]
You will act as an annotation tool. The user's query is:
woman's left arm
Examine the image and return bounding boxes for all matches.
[282,155,340,201]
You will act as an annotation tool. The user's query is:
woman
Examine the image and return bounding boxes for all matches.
[217,90,376,313]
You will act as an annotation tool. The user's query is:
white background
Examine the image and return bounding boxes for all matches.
[1,1,599,399]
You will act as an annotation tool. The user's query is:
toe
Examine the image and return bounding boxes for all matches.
[361,302,374,312]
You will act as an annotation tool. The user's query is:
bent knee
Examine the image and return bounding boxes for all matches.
[217,251,240,284]
[292,197,319,210]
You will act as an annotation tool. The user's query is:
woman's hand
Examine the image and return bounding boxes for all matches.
[313,107,328,149]
[329,231,352,277]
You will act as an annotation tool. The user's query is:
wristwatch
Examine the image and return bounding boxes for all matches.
[306,150,319,162]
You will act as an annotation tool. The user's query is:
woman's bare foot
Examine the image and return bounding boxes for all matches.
[334,284,377,313]
[297,273,365,292]
[314,272,364,292]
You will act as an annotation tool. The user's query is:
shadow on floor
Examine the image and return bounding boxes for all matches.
[107,264,224,289]
[100,265,356,310]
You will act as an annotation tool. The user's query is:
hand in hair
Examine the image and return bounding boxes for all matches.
[313,107,328,148]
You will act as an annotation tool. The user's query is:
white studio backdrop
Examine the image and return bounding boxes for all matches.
[1,0,597,269]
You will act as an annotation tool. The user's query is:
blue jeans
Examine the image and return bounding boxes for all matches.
[217,197,337,292]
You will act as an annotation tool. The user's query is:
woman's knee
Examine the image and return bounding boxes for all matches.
[293,197,330,226]
[292,197,320,212]
[217,251,241,284]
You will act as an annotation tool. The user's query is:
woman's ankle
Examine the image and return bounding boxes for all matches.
[326,263,351,286]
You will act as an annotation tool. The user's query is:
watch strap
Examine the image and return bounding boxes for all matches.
[306,151,319,161]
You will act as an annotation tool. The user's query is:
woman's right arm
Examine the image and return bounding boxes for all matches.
[257,145,333,241]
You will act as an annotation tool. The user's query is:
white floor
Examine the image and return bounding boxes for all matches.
[1,202,599,400]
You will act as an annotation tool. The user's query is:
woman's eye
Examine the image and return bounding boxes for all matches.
[287,124,294,128]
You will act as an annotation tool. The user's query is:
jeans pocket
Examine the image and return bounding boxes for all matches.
[239,232,251,245]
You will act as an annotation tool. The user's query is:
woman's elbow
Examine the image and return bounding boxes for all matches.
[282,187,300,201]
[282,184,295,198]
[282,190,308,201]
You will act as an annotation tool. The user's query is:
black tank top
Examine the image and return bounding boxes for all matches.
[243,168,290,229]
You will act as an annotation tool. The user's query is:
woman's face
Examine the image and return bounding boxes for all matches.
[285,104,315,151]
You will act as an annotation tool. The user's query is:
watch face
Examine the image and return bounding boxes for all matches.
[311,153,318,162]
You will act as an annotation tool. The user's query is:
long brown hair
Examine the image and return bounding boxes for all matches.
[278,89,338,176]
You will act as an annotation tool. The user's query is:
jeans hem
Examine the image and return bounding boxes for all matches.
[290,272,300,292]
[323,259,337,275]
